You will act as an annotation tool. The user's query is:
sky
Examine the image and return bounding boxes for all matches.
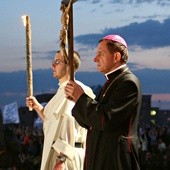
[0,0,170,109]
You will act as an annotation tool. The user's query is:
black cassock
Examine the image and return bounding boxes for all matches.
[72,66,142,170]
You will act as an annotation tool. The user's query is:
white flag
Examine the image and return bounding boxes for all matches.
[3,102,19,124]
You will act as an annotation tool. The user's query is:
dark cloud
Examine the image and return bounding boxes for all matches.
[0,68,170,108]
[133,14,162,20]
[88,0,170,6]
[18,50,56,61]
[91,0,100,4]
[156,1,170,6]
[32,50,56,60]
[75,18,170,49]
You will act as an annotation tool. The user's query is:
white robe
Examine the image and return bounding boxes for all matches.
[40,80,95,170]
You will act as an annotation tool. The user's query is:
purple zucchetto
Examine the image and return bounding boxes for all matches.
[101,34,127,48]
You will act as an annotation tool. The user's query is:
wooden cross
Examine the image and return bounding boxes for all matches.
[61,0,78,81]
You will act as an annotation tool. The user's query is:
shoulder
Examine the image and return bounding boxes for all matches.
[121,70,141,94]
[121,69,141,85]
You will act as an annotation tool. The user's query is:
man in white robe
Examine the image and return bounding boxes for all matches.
[26,50,95,170]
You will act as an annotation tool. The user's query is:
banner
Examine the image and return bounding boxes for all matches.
[3,102,19,124]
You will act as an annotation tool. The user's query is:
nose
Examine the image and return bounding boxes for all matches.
[93,55,98,62]
[51,63,55,69]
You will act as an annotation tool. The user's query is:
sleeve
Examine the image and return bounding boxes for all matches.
[52,138,76,160]
[51,99,76,158]
[72,78,140,131]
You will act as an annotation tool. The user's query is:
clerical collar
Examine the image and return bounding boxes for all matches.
[105,64,127,80]
[58,80,69,87]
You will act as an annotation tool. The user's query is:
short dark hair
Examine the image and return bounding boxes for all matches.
[99,39,128,62]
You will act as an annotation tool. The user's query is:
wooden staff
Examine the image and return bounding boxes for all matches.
[68,1,74,81]
[22,15,33,111]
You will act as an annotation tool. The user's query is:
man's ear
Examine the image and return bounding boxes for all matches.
[113,52,121,63]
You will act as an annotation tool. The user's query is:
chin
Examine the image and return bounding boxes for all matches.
[97,68,102,72]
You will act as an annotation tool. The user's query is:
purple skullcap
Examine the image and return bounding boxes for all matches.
[102,34,127,48]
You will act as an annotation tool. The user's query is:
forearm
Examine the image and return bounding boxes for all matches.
[26,96,45,121]
[34,104,45,121]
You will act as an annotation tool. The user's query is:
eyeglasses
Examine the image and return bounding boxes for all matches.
[51,59,66,66]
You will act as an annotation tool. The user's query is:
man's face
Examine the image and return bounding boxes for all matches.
[93,40,116,74]
[51,52,68,80]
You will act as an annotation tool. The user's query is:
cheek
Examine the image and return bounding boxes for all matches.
[59,67,67,76]
[103,58,113,70]
[54,67,62,75]
[102,58,109,66]
[105,60,112,66]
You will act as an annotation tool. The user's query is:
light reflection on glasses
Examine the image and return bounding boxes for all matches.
[51,59,66,66]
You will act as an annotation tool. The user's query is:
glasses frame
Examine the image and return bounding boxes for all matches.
[51,59,67,66]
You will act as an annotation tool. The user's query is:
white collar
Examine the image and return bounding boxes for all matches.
[105,64,127,80]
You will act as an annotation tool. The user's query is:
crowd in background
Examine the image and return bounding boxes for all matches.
[0,122,170,170]
[139,123,170,170]
[0,124,43,170]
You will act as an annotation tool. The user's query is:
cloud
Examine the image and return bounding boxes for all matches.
[32,50,56,60]
[75,18,170,49]
[74,18,170,71]
[129,46,170,70]
[133,14,169,20]
[89,0,170,6]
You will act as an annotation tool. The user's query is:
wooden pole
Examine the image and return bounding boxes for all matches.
[22,15,33,111]
[26,16,33,98]
[68,1,74,81]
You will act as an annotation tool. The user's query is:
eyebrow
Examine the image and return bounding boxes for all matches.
[54,59,62,61]
[96,50,104,54]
